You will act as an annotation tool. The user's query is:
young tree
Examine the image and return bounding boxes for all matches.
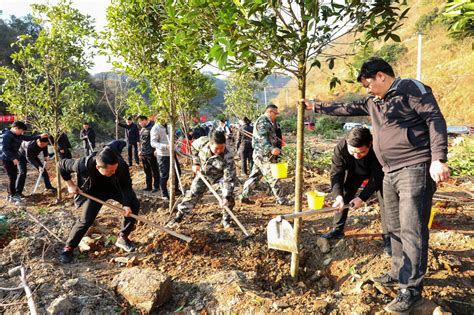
[0,0,96,201]
[99,73,130,139]
[103,0,209,212]
[224,73,263,121]
[184,0,409,278]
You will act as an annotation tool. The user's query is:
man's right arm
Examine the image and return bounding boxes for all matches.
[304,98,370,116]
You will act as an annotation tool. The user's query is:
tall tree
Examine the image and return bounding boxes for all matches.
[184,0,409,278]
[0,0,96,201]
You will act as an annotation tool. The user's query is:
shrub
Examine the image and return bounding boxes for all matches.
[279,116,297,133]
[314,116,343,139]
[377,43,408,64]
[415,8,440,32]
[448,136,474,177]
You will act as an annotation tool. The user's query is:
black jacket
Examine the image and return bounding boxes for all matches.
[106,140,127,156]
[139,121,155,156]
[59,153,135,208]
[236,123,253,151]
[314,78,448,172]
[330,139,383,201]
[118,122,139,144]
[80,128,96,149]
[57,133,72,151]
[0,128,40,161]
[19,140,48,168]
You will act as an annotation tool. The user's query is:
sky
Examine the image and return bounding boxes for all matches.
[0,0,113,73]
[0,0,223,76]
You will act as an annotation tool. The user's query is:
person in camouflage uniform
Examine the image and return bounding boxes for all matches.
[240,104,293,206]
[167,131,237,228]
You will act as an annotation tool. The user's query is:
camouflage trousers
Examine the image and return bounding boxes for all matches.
[241,155,283,200]
[177,175,234,221]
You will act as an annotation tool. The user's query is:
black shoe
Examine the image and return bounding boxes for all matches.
[221,217,232,229]
[59,247,74,264]
[371,273,399,287]
[276,198,293,206]
[115,236,136,252]
[166,213,184,228]
[142,188,152,192]
[385,289,422,313]
[383,234,392,257]
[240,195,255,204]
[175,190,183,197]
[45,187,57,193]
[321,229,344,239]
[152,188,160,193]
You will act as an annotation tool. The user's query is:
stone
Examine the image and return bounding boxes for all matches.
[112,267,172,313]
[334,239,346,248]
[47,295,74,315]
[78,236,97,252]
[410,298,439,315]
[316,237,331,254]
[433,306,452,315]
[62,278,79,290]
[272,301,290,309]
[323,257,332,266]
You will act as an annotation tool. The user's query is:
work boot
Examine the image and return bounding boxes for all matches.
[383,234,392,257]
[240,195,255,205]
[59,246,74,264]
[321,228,345,239]
[166,212,185,228]
[384,288,422,313]
[115,235,136,252]
[276,198,293,206]
[371,273,399,287]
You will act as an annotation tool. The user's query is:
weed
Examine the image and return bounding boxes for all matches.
[37,207,48,215]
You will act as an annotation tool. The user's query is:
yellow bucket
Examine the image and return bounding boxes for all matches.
[428,207,437,229]
[270,161,288,179]
[307,191,326,210]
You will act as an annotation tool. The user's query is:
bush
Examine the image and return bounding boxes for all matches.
[377,43,408,64]
[448,136,474,177]
[279,116,297,133]
[314,116,343,139]
[415,8,440,32]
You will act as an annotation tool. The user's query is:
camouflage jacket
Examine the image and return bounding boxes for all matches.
[191,136,237,197]
[252,114,279,159]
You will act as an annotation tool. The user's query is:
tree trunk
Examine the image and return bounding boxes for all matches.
[53,141,62,201]
[290,73,306,280]
[169,113,177,214]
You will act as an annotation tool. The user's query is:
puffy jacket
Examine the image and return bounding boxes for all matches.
[314,78,448,172]
[59,152,134,208]
[0,128,40,161]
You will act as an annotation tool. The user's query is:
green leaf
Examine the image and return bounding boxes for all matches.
[390,33,401,42]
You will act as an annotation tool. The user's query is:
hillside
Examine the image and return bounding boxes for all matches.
[272,0,474,125]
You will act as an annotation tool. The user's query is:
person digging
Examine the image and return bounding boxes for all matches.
[167,131,237,228]
[59,147,140,264]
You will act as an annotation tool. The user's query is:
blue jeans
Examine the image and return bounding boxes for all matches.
[384,162,435,292]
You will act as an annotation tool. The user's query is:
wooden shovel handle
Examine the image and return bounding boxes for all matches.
[78,192,192,242]
[278,205,351,220]
[196,172,251,237]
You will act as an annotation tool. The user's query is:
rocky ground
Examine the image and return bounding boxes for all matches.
[0,137,473,314]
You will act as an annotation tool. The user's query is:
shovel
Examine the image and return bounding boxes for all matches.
[78,192,192,242]
[196,171,251,237]
[31,162,45,195]
[267,205,351,253]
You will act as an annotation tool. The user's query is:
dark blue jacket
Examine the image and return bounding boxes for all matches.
[0,128,40,161]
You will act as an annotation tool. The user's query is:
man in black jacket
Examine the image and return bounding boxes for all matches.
[236,117,254,176]
[0,121,47,204]
[137,115,160,192]
[17,137,56,196]
[304,57,449,313]
[57,133,72,159]
[117,116,140,166]
[58,147,140,263]
[322,128,389,255]
[79,122,96,156]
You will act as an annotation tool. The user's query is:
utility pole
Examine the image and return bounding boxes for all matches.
[417,32,422,81]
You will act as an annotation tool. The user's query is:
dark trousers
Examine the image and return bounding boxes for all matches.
[66,192,140,248]
[384,162,435,292]
[157,155,182,198]
[332,176,386,234]
[141,154,160,190]
[3,160,18,196]
[127,142,139,166]
[84,145,94,156]
[59,149,72,160]
[16,157,53,195]
[239,146,253,175]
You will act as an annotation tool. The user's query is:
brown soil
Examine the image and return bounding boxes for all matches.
[0,138,472,314]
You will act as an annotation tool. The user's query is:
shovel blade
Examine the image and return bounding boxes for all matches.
[266,217,298,253]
